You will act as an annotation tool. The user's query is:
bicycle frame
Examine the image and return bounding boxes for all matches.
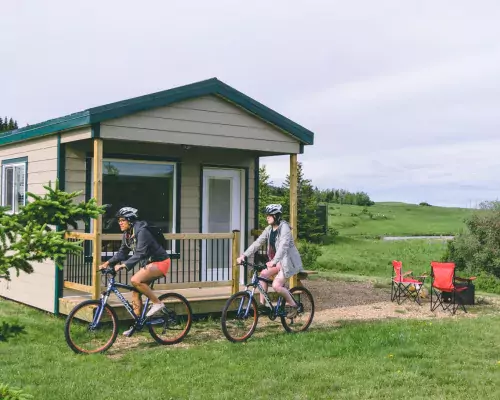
[241,265,287,320]
[91,273,156,330]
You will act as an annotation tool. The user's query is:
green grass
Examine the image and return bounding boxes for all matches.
[2,298,500,399]
[318,237,447,278]
[329,202,475,237]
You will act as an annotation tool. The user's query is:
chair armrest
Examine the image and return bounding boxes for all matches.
[456,276,476,282]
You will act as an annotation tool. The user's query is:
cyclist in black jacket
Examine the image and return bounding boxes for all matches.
[99,207,171,335]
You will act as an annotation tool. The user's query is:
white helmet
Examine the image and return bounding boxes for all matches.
[265,204,282,215]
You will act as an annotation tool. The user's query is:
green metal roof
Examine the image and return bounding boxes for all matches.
[0,78,314,147]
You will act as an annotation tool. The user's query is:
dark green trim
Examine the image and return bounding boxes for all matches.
[299,143,304,154]
[198,164,203,281]
[2,156,28,165]
[54,134,65,315]
[254,157,260,232]
[0,78,314,147]
[175,161,181,252]
[91,123,100,138]
[0,113,90,146]
[244,167,249,253]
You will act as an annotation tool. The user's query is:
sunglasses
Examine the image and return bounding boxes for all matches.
[118,219,128,223]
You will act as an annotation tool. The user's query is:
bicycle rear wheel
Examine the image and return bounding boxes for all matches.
[221,291,258,342]
[148,292,193,345]
[64,300,119,354]
[280,286,315,333]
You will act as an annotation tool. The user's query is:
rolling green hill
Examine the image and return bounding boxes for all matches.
[315,202,479,280]
[328,202,475,238]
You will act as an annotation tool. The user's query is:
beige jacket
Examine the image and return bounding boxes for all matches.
[243,221,304,279]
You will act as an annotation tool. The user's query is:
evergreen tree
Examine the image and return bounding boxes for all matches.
[258,165,274,228]
[282,162,324,244]
[0,116,18,132]
[0,181,105,345]
[0,181,105,281]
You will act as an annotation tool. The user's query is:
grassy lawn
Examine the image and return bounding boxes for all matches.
[318,237,447,279]
[2,298,500,399]
[329,202,474,237]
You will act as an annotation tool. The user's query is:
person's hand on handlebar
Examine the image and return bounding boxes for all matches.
[98,262,126,273]
[236,255,246,264]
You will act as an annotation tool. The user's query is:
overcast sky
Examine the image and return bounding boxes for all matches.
[2,0,500,208]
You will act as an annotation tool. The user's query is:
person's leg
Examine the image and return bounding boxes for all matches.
[272,270,298,318]
[259,265,280,305]
[131,291,143,316]
[130,264,165,305]
[123,263,168,336]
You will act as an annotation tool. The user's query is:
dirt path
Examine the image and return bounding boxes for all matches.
[106,278,499,357]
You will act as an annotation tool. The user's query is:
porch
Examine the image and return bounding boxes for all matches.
[57,137,301,316]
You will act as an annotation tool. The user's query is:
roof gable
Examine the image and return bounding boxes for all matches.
[0,78,314,147]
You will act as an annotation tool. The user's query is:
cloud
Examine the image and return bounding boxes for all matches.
[2,0,500,208]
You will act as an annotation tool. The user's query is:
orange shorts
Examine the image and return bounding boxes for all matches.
[151,258,171,276]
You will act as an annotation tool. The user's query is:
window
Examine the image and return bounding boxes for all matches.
[102,159,177,235]
[1,159,27,214]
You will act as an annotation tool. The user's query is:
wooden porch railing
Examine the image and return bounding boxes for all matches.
[63,231,241,299]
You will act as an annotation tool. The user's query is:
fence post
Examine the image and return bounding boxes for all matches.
[91,138,103,300]
[232,230,241,295]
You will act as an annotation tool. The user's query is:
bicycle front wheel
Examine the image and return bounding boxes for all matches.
[64,300,119,354]
[148,293,193,345]
[221,291,258,342]
[280,286,315,333]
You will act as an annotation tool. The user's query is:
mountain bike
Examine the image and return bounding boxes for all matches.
[64,267,193,354]
[221,259,314,342]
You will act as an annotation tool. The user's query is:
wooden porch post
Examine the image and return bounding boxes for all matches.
[92,138,103,300]
[289,153,298,288]
[231,230,241,294]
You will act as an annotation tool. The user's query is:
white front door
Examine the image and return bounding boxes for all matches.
[202,168,244,281]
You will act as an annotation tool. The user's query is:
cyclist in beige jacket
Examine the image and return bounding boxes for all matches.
[237,204,304,318]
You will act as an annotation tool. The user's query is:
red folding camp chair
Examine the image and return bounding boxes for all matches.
[391,260,427,305]
[430,261,476,314]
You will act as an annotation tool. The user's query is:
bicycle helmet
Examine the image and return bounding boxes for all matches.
[264,204,282,215]
[115,207,139,221]
[264,204,282,224]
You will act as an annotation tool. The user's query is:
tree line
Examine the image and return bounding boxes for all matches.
[0,117,18,132]
[266,181,374,207]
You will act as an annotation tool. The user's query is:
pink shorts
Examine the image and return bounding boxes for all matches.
[151,258,171,276]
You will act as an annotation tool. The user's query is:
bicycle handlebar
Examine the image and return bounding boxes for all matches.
[99,267,117,276]
[238,259,267,272]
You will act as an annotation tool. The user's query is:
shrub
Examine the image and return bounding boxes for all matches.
[297,240,323,269]
[444,208,500,291]
[0,383,33,399]
[473,273,500,295]
[419,202,432,207]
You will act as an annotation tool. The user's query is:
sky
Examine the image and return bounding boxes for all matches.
[2,0,500,208]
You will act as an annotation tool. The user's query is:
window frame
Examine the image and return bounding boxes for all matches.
[1,157,28,214]
[101,157,178,235]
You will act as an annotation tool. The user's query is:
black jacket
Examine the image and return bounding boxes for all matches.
[107,221,169,271]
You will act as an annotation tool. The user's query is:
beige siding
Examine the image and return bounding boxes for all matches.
[100,96,301,154]
[0,135,58,197]
[0,136,58,311]
[60,127,91,143]
[0,261,56,312]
